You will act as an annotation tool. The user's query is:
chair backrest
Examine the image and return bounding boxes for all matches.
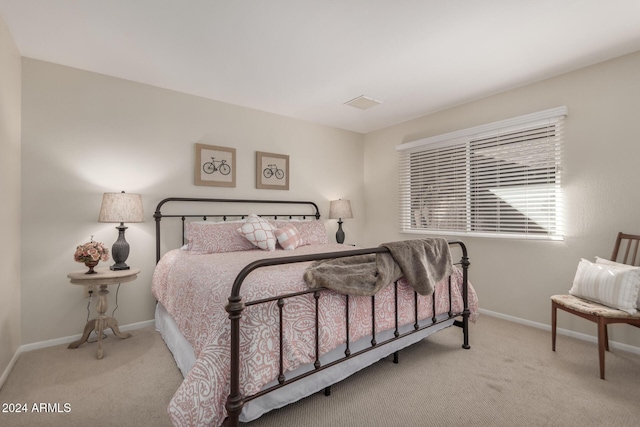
[610,232,640,266]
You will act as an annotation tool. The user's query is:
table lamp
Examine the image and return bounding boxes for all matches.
[329,199,353,244]
[99,191,144,270]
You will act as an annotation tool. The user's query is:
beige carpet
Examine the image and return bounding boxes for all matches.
[1,315,640,426]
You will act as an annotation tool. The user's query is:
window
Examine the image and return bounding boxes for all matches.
[397,107,566,240]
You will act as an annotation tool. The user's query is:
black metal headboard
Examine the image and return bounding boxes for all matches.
[153,197,321,263]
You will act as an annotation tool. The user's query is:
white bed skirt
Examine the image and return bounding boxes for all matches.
[155,302,456,423]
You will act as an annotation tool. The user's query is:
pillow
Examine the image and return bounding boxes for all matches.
[186,221,257,253]
[237,214,277,251]
[595,256,640,308]
[183,219,243,243]
[273,220,329,246]
[595,256,633,268]
[569,258,640,314]
[275,224,302,250]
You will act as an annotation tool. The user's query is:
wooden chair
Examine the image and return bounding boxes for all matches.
[551,232,640,379]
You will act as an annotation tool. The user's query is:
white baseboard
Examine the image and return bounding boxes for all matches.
[19,319,155,352]
[478,308,640,356]
[0,348,21,392]
[0,319,155,390]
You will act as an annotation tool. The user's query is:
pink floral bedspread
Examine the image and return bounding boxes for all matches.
[152,244,478,427]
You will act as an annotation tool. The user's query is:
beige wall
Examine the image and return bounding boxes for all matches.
[21,59,364,344]
[0,16,21,381]
[13,44,640,351]
[364,51,640,347]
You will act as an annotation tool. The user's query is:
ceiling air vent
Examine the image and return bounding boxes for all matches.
[344,95,382,110]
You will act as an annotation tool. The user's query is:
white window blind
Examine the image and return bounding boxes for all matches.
[397,107,566,240]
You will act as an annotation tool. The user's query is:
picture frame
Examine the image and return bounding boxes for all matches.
[194,143,236,187]
[256,151,289,190]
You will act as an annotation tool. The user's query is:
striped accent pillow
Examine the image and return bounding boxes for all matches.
[569,258,640,314]
[595,256,640,308]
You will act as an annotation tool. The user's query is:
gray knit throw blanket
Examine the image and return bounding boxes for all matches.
[303,238,452,296]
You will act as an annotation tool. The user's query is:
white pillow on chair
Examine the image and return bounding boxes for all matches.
[595,256,634,268]
[569,258,640,314]
[595,256,640,308]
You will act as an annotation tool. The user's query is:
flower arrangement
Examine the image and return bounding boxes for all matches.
[74,239,110,264]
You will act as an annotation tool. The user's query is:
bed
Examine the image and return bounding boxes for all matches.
[152,197,479,427]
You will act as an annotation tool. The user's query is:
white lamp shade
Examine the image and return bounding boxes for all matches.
[329,199,353,220]
[98,192,144,223]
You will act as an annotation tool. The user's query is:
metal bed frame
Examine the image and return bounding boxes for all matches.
[154,197,470,427]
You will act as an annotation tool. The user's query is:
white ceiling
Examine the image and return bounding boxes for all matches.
[2,1,640,134]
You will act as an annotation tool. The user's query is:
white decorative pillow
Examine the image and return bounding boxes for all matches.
[569,258,640,314]
[595,256,640,308]
[275,224,302,250]
[237,214,277,251]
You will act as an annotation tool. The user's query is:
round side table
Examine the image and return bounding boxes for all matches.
[67,267,140,359]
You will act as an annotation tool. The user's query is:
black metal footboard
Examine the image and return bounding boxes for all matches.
[224,242,470,427]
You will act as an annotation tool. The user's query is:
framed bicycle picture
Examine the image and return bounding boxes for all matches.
[256,151,289,190]
[195,143,236,187]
